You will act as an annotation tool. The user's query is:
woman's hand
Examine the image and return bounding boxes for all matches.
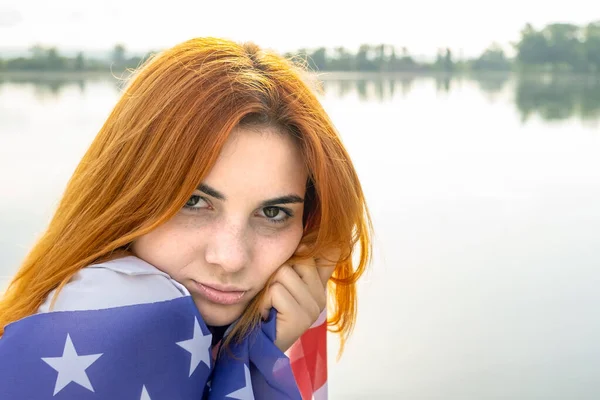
[260,246,341,353]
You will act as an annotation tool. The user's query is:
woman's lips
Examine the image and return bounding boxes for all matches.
[192,281,246,305]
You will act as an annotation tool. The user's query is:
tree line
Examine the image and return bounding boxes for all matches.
[1,21,599,73]
[0,44,146,72]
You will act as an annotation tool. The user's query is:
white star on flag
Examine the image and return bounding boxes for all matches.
[176,316,212,376]
[41,333,103,395]
[225,364,255,400]
[140,384,151,400]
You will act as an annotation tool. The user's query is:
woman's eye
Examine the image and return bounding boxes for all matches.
[260,207,292,224]
[184,195,209,210]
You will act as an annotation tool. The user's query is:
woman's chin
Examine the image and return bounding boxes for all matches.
[193,298,244,327]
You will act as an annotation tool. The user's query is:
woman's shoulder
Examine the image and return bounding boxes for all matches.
[38,255,190,313]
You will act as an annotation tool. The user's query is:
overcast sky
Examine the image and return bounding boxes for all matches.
[1,0,598,57]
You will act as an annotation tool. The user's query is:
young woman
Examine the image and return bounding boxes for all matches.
[0,37,372,399]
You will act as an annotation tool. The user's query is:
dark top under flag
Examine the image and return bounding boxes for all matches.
[0,295,301,399]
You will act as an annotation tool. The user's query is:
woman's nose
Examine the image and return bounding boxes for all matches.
[203,221,250,273]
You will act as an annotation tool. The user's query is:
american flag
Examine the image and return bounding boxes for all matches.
[0,294,327,399]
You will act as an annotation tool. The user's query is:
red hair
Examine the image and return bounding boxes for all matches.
[0,38,372,354]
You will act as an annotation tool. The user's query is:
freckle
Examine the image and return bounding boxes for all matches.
[176,215,206,229]
[189,219,206,229]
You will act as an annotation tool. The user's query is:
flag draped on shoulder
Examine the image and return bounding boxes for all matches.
[0,256,328,399]
[0,296,302,399]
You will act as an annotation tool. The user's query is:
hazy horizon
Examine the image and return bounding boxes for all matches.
[1,0,599,58]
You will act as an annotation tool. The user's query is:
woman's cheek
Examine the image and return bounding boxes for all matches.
[255,224,304,278]
[133,220,196,275]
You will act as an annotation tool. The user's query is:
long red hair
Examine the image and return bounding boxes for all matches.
[0,38,372,353]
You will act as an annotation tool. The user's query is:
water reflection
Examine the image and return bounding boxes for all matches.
[323,73,600,124]
[2,72,600,124]
[471,72,511,97]
[435,74,452,93]
[0,76,84,98]
[321,76,414,102]
[515,74,600,123]
[0,74,124,98]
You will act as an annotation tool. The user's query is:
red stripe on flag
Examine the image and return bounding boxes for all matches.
[288,320,328,399]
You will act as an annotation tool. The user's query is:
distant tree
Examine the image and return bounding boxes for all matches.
[29,44,46,60]
[398,47,417,71]
[113,44,126,64]
[515,23,550,66]
[472,43,511,71]
[444,48,454,71]
[356,44,373,71]
[434,48,453,71]
[308,47,327,71]
[75,52,85,71]
[389,47,397,70]
[23,44,47,69]
[127,56,146,69]
[583,21,600,72]
[330,46,353,71]
[434,49,444,69]
[542,23,585,71]
[46,47,66,70]
[375,44,386,71]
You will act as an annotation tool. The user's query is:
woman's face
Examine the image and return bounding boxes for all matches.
[131,125,308,326]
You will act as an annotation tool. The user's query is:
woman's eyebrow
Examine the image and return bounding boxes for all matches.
[197,183,304,207]
[197,183,225,200]
[259,195,304,208]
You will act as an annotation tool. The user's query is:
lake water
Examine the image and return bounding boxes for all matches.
[1,72,599,399]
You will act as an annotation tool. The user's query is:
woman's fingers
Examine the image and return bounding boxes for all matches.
[267,281,314,352]
[259,263,320,323]
[292,259,327,311]
[274,265,321,320]
[259,247,343,352]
